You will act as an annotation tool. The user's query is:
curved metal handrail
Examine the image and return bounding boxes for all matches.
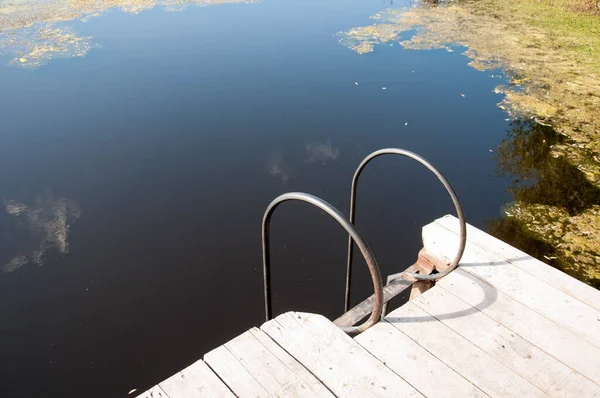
[263,192,384,335]
[344,149,466,312]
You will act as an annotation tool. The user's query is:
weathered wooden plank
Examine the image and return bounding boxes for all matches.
[158,359,234,398]
[355,321,489,398]
[262,312,422,397]
[439,268,600,387]
[219,328,334,397]
[334,277,413,327]
[412,286,600,396]
[204,345,271,398]
[422,222,600,349]
[384,302,546,397]
[247,328,334,396]
[435,215,600,311]
[136,385,169,398]
[409,280,434,300]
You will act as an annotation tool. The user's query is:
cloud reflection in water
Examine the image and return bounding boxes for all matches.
[1,195,81,273]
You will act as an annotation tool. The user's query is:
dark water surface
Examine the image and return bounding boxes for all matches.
[0,0,512,396]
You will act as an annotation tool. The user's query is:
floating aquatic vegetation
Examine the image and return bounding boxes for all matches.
[0,0,259,68]
[1,25,95,68]
[1,195,81,273]
[340,21,408,54]
[339,1,600,186]
[492,202,600,287]
[340,1,600,287]
[491,119,600,286]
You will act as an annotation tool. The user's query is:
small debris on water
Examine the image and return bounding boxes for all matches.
[489,149,493,152]
[382,87,387,90]
[460,93,465,97]
[354,82,358,85]
[128,389,137,395]
[405,122,408,126]
[19,58,28,63]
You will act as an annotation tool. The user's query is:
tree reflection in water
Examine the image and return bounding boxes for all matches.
[489,120,600,288]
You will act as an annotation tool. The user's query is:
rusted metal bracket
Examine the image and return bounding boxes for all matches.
[334,274,413,329]
[344,148,467,312]
[338,247,446,326]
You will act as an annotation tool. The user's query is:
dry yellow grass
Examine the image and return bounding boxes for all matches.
[340,0,600,286]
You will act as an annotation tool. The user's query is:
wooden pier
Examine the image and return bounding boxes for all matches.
[138,215,600,397]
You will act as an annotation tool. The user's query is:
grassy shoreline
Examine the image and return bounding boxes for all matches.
[341,0,600,286]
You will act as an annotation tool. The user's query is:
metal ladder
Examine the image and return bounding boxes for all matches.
[262,148,467,335]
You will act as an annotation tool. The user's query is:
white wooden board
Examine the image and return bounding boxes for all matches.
[204,345,271,398]
[355,321,489,397]
[262,312,422,397]
[219,327,333,397]
[384,302,545,397]
[435,215,600,311]
[422,222,600,349]
[412,286,600,396]
[439,268,600,386]
[247,328,334,396]
[136,385,169,398]
[158,359,234,398]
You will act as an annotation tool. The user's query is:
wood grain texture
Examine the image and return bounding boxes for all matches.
[158,359,234,398]
[221,328,333,397]
[247,327,334,396]
[204,345,271,398]
[262,312,422,397]
[412,286,600,396]
[384,302,546,397]
[439,269,600,387]
[422,221,600,349]
[436,215,600,311]
[355,321,489,398]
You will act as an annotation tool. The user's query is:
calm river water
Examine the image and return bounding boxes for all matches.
[0,0,513,396]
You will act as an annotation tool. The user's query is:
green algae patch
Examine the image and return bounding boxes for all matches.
[492,119,600,286]
[491,203,600,287]
[339,1,600,186]
[340,1,600,288]
[0,0,258,68]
